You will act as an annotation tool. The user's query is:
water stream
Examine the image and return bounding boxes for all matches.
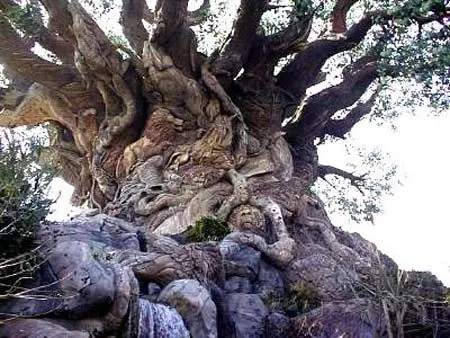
[138,299,190,338]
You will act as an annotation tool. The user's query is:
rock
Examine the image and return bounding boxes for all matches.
[0,261,62,318]
[147,282,162,300]
[39,214,140,251]
[285,252,357,301]
[0,319,89,338]
[225,293,268,338]
[49,240,116,317]
[224,276,253,293]
[158,279,217,338]
[265,312,290,336]
[220,240,261,280]
[255,260,285,295]
[291,298,385,338]
[1,214,140,332]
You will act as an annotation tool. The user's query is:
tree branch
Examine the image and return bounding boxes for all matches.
[320,86,380,139]
[39,0,76,45]
[120,0,148,54]
[284,57,381,143]
[277,7,449,99]
[264,13,313,59]
[0,16,78,89]
[276,10,386,99]
[318,164,366,193]
[142,1,155,23]
[0,0,74,63]
[151,0,189,45]
[187,0,210,26]
[331,0,359,33]
[212,0,269,79]
[149,0,203,76]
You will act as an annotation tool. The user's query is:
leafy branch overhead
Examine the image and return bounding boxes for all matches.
[0,0,447,217]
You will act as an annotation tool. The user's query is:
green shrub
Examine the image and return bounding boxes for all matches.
[186,215,230,242]
[0,130,54,294]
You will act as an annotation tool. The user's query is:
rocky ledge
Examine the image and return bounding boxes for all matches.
[0,213,448,337]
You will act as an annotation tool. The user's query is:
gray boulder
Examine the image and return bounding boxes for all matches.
[254,260,285,295]
[0,319,89,338]
[265,312,290,336]
[291,298,385,338]
[158,279,218,338]
[225,293,268,338]
[49,240,116,317]
[220,240,261,280]
[224,276,253,294]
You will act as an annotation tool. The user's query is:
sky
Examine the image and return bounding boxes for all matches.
[319,111,450,286]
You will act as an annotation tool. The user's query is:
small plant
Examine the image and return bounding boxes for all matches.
[261,291,284,312]
[0,130,54,295]
[261,282,321,317]
[186,215,230,242]
[282,282,321,316]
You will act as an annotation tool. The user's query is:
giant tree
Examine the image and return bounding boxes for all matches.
[0,0,449,337]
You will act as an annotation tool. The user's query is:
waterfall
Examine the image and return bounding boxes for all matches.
[138,299,190,338]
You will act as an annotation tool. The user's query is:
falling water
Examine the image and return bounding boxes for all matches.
[138,299,190,338]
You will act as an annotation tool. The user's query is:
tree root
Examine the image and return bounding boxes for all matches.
[115,244,223,286]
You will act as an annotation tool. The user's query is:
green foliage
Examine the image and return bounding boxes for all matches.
[262,282,321,317]
[3,1,42,36]
[186,215,230,242]
[0,129,54,293]
[283,282,321,316]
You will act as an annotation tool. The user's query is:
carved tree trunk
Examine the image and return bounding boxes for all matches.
[1,1,448,336]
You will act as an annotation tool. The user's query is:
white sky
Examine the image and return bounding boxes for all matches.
[319,112,450,286]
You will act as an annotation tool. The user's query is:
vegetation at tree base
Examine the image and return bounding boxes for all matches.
[0,130,53,295]
[187,215,230,242]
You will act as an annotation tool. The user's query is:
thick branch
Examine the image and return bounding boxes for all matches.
[0,17,78,89]
[285,59,380,143]
[321,87,379,139]
[264,13,313,59]
[0,0,73,63]
[142,1,155,23]
[120,0,148,54]
[331,0,359,33]
[276,10,386,99]
[39,0,76,44]
[151,0,189,45]
[150,0,202,76]
[212,0,269,79]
